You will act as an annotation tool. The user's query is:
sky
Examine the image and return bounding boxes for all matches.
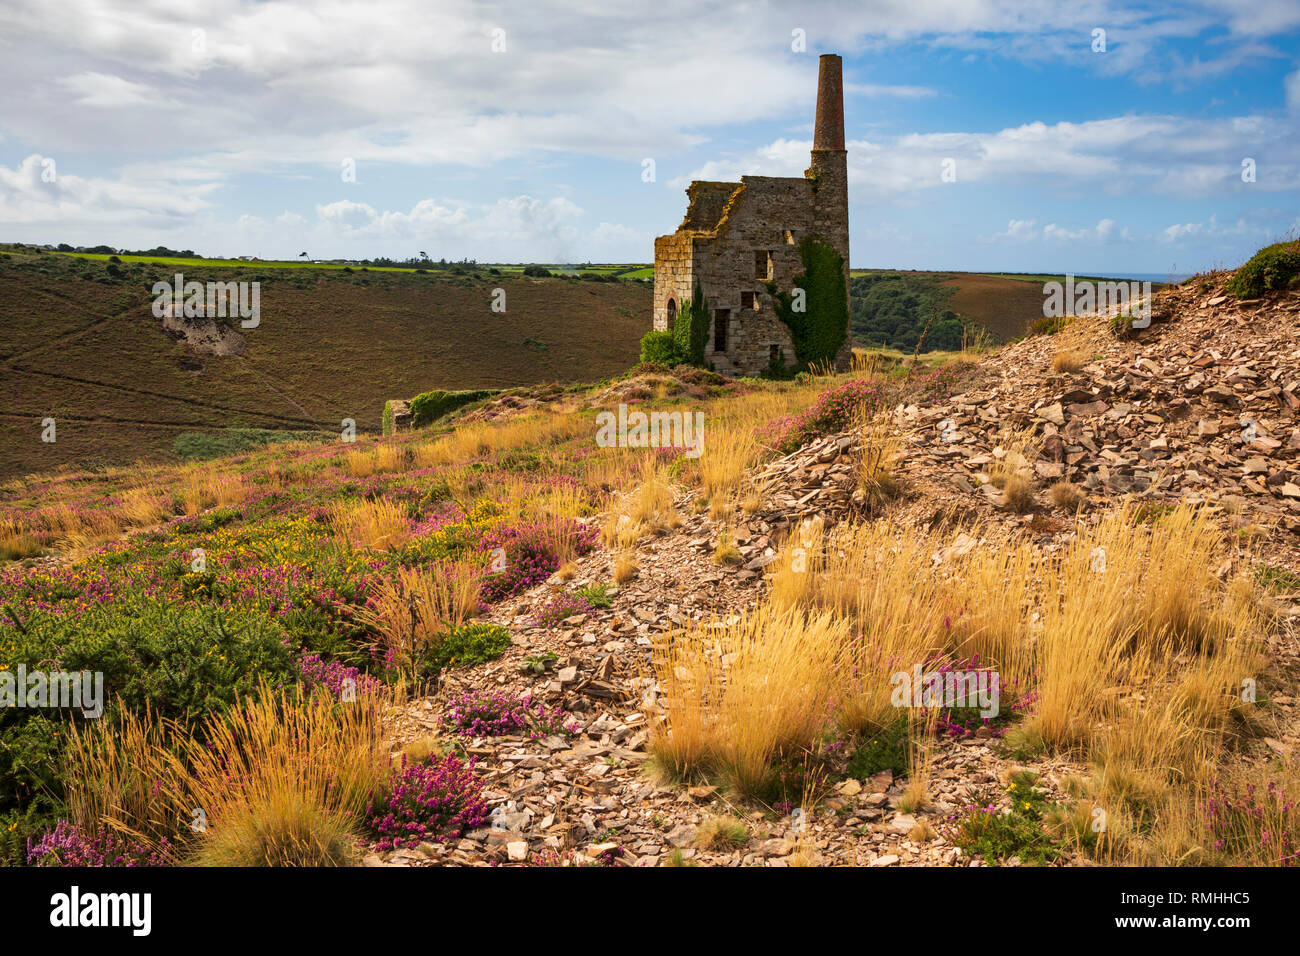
[0,0,1297,274]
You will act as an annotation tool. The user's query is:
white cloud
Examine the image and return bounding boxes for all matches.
[987,217,1118,243]
[58,72,177,109]
[679,113,1300,199]
[0,153,215,225]
[1159,215,1260,243]
[846,83,937,98]
[997,219,1039,241]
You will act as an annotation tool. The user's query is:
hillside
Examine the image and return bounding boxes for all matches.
[849,269,1164,352]
[0,249,649,479]
[3,247,1300,870]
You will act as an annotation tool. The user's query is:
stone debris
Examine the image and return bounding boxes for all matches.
[372,277,1300,867]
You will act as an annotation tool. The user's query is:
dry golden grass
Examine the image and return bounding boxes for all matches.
[0,517,43,560]
[64,705,180,852]
[727,501,1267,854]
[1001,472,1035,512]
[602,463,676,547]
[613,551,638,584]
[801,521,952,734]
[120,485,169,528]
[1051,348,1089,374]
[170,686,387,866]
[989,426,1038,512]
[191,786,363,867]
[66,685,389,865]
[942,534,1038,686]
[344,448,375,477]
[711,530,742,566]
[896,709,938,814]
[358,561,482,678]
[329,498,410,551]
[396,735,448,767]
[1028,505,1260,755]
[648,605,850,796]
[373,442,405,474]
[1048,480,1085,512]
[767,516,826,612]
[854,413,903,509]
[695,815,750,850]
[176,465,244,516]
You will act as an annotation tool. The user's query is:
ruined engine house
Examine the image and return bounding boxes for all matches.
[652,53,851,377]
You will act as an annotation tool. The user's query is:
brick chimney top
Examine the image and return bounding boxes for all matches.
[813,53,845,151]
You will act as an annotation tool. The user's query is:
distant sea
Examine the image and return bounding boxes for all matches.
[1085,272,1192,284]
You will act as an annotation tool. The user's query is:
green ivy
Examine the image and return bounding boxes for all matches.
[671,282,710,366]
[770,236,848,368]
[408,388,498,427]
[639,282,710,367]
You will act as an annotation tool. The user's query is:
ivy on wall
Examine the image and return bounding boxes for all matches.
[769,236,848,369]
[640,281,710,366]
[672,281,710,366]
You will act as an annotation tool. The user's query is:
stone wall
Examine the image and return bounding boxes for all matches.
[652,232,696,333]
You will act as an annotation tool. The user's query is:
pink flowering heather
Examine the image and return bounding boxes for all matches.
[765,378,888,454]
[764,365,970,456]
[297,652,382,699]
[1198,778,1300,865]
[365,754,489,851]
[442,689,579,739]
[27,821,171,867]
[531,591,594,627]
[479,519,598,603]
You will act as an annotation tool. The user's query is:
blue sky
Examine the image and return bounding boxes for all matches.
[1,0,1297,273]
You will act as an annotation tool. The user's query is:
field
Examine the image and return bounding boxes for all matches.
[50,249,649,278]
[849,268,1162,351]
[0,250,650,480]
[0,249,1191,483]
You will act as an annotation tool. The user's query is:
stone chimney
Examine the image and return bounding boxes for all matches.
[806,52,851,372]
[813,54,845,151]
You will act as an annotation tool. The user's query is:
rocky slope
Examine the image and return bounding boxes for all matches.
[373,274,1300,867]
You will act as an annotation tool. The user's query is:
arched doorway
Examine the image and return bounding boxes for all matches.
[666,298,676,326]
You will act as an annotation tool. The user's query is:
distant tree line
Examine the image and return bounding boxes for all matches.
[850,272,968,353]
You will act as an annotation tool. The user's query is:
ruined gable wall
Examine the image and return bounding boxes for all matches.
[653,232,695,332]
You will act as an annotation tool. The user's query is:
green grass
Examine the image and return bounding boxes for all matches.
[845,717,911,779]
[1255,563,1300,592]
[953,771,1063,866]
[173,428,322,461]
